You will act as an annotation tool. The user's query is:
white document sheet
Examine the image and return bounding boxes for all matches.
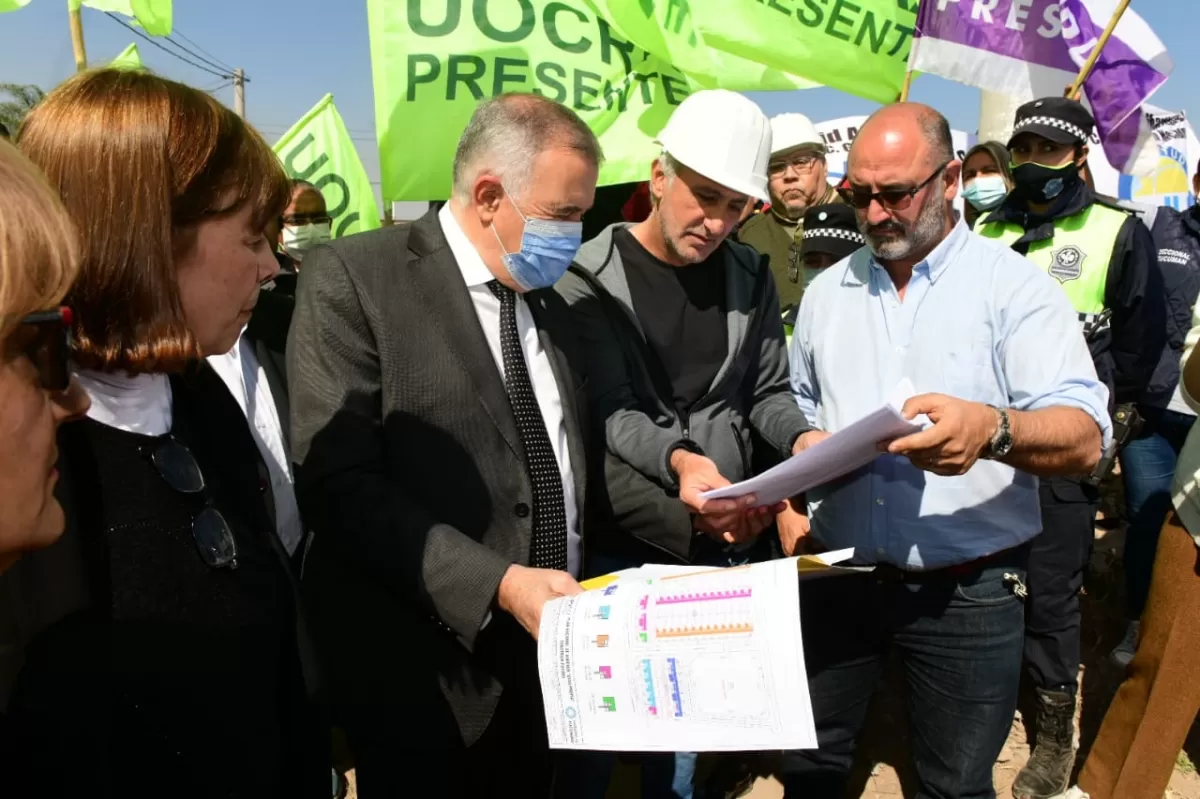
[538,557,817,752]
[700,378,928,507]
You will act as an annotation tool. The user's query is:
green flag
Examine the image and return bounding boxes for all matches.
[0,0,31,14]
[367,0,697,202]
[687,0,917,103]
[593,1,817,92]
[69,0,171,36]
[273,94,381,238]
[109,42,143,70]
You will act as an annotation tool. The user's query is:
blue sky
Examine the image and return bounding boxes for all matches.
[1,0,1196,196]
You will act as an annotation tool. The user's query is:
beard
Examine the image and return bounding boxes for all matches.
[860,192,949,261]
[658,206,718,264]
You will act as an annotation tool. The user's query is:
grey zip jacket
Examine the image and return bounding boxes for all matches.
[556,223,810,563]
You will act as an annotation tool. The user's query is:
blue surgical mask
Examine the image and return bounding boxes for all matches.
[962,175,1009,211]
[492,190,582,291]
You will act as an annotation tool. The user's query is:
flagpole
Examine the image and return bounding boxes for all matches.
[68,4,88,72]
[899,70,914,102]
[1065,0,1132,100]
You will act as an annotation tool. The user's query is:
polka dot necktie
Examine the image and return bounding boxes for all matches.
[487,280,569,571]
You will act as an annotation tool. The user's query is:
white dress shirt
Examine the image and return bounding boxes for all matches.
[76,370,173,435]
[208,334,304,555]
[438,203,581,577]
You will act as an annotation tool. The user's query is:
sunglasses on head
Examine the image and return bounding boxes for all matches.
[837,161,952,211]
[20,306,72,392]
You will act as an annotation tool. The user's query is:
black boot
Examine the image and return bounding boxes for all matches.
[1013,687,1077,799]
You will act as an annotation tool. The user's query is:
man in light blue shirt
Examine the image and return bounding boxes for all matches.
[781,104,1110,799]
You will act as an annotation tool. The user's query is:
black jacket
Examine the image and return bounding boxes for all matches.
[1,366,324,797]
[1145,204,1200,410]
[984,182,1165,408]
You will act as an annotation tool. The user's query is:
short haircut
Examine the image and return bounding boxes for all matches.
[18,69,290,374]
[452,93,603,201]
[919,107,955,167]
[0,140,79,340]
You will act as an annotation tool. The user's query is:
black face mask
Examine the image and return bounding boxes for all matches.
[1010,160,1082,203]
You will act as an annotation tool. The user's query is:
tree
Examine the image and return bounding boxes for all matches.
[0,83,46,137]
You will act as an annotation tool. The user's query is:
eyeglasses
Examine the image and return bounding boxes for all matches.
[837,161,952,211]
[20,306,72,391]
[768,153,822,177]
[150,438,239,569]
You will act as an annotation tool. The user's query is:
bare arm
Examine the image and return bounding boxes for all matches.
[1003,405,1102,476]
[887,395,1101,478]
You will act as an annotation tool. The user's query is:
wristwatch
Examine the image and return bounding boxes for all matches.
[985,406,1013,459]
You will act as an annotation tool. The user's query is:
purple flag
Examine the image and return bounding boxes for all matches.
[910,0,1173,173]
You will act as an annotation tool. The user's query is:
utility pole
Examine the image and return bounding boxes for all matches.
[68,5,88,72]
[233,68,245,118]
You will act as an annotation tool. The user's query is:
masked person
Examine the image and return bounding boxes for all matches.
[738,112,839,319]
[781,203,865,332]
[961,141,1013,229]
[287,93,598,799]
[556,89,811,799]
[976,96,1165,799]
[280,179,332,264]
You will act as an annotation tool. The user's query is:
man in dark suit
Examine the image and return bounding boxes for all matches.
[287,93,600,798]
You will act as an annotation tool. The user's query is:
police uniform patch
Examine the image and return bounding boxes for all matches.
[1048,245,1084,283]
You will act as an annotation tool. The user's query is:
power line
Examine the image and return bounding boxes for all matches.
[171,27,236,74]
[160,33,237,77]
[102,13,232,80]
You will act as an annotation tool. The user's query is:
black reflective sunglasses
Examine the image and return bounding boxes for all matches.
[20,306,72,391]
[150,438,239,569]
[837,161,952,211]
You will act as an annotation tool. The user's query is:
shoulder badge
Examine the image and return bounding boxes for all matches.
[1048,245,1085,283]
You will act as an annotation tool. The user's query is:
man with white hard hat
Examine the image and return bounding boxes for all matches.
[738,112,840,314]
[555,89,811,798]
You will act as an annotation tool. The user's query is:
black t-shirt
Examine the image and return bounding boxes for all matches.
[616,228,727,417]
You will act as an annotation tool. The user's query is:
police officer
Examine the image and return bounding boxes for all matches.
[780,203,865,334]
[977,96,1165,799]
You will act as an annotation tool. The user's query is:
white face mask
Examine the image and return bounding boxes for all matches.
[281,222,331,261]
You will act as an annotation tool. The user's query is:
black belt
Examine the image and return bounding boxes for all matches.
[871,542,1029,583]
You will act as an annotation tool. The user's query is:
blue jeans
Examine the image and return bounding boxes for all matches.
[781,548,1029,799]
[1120,409,1194,617]
[561,540,776,799]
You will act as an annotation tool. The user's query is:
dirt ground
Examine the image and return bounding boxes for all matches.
[342,481,1200,798]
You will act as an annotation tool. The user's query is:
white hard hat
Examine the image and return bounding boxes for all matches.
[655,89,771,203]
[770,113,824,157]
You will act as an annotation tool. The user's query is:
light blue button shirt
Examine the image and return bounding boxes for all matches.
[789,219,1112,570]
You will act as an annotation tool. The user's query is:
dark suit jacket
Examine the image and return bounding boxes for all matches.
[286,209,590,749]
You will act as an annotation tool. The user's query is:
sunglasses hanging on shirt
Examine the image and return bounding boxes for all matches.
[149,437,240,569]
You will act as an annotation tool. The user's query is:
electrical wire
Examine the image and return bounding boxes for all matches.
[170,27,237,74]
[102,12,232,80]
[160,34,239,77]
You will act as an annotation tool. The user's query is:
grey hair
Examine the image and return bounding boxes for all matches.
[452,93,603,202]
[657,151,682,181]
